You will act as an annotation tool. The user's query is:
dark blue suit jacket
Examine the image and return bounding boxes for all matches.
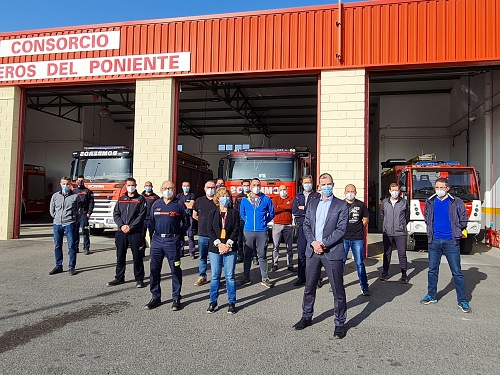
[303,196,349,261]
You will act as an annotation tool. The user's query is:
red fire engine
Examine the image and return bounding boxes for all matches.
[22,164,46,215]
[381,154,481,254]
[220,147,315,198]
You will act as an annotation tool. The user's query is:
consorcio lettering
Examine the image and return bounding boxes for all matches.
[10,34,109,54]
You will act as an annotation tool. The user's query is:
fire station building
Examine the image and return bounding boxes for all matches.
[0,0,499,240]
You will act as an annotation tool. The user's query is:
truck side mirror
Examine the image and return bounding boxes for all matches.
[400,186,406,193]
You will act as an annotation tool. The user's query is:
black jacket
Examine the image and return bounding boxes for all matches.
[207,208,240,253]
[113,192,146,233]
[73,186,94,215]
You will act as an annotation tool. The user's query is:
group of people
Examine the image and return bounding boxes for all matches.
[48,172,472,339]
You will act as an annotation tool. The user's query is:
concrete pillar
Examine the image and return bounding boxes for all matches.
[133,78,176,190]
[0,86,21,240]
[319,69,366,198]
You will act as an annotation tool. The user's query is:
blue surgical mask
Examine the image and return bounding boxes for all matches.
[61,185,70,193]
[242,186,250,193]
[182,186,190,193]
[321,185,333,197]
[219,197,230,207]
[303,183,313,192]
[144,186,152,193]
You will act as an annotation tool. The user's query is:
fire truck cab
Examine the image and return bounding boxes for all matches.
[220,147,314,198]
[381,154,481,254]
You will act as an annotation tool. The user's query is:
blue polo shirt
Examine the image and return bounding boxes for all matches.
[151,198,185,236]
[433,196,453,239]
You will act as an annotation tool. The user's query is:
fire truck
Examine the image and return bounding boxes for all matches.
[381,154,481,254]
[70,146,212,234]
[22,164,46,215]
[219,147,315,198]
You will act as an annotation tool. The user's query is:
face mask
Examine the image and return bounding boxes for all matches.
[77,181,84,187]
[182,186,190,193]
[206,188,215,197]
[242,186,250,193]
[303,183,313,192]
[436,189,446,198]
[279,190,287,198]
[219,197,230,207]
[144,186,152,193]
[127,186,136,194]
[252,186,260,195]
[321,185,333,197]
[61,185,70,193]
[345,193,355,201]
[390,191,399,199]
[162,190,174,199]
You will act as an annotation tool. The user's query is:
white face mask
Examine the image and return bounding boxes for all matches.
[390,190,399,199]
[162,190,174,199]
[126,185,136,193]
[279,190,287,198]
[345,193,355,201]
[205,188,215,197]
[436,189,446,198]
[252,186,260,195]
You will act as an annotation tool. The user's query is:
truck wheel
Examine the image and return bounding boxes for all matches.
[460,236,473,255]
[406,235,415,251]
[90,228,105,236]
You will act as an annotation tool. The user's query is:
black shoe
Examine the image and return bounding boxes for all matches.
[399,274,409,284]
[317,278,323,289]
[227,303,237,314]
[107,278,125,286]
[68,268,76,276]
[362,288,371,296]
[287,266,297,273]
[236,257,243,263]
[207,302,217,314]
[144,299,162,310]
[294,318,312,330]
[293,278,306,286]
[83,249,91,255]
[237,278,251,287]
[49,266,63,275]
[270,265,278,272]
[171,300,181,311]
[136,280,146,288]
[334,326,346,339]
[379,274,388,281]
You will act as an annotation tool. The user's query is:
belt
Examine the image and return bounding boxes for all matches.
[154,233,178,238]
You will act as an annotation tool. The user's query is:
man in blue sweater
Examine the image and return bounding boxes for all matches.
[421,177,471,313]
[238,178,275,288]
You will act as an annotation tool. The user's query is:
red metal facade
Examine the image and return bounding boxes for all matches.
[1,0,499,85]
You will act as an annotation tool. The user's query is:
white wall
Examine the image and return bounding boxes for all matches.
[24,106,133,197]
[178,132,317,179]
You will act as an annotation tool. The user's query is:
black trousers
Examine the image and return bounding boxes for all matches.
[115,231,145,281]
[382,234,407,275]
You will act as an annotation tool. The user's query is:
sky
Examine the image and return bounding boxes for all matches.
[1,0,366,33]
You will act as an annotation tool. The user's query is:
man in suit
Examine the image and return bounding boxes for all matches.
[293,173,349,339]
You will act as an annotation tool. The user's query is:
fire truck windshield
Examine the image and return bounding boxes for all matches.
[228,159,294,181]
[411,169,479,201]
[72,157,132,182]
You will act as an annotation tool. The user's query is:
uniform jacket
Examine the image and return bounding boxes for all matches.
[73,186,94,215]
[424,193,468,242]
[292,191,321,226]
[113,192,146,233]
[207,208,240,253]
[380,196,409,236]
[50,190,82,225]
[303,196,349,261]
[141,191,160,220]
[239,193,275,232]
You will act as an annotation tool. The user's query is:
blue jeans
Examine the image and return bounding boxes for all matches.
[53,223,77,269]
[427,238,467,303]
[198,236,210,278]
[208,251,237,304]
[343,239,368,290]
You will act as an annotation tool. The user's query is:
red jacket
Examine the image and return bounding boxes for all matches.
[271,195,293,225]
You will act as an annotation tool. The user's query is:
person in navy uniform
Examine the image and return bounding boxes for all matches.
[176,181,197,259]
[73,175,94,255]
[139,181,160,257]
[107,178,147,288]
[294,173,349,340]
[144,180,186,311]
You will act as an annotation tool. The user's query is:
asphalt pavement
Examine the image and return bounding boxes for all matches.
[1,222,500,374]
